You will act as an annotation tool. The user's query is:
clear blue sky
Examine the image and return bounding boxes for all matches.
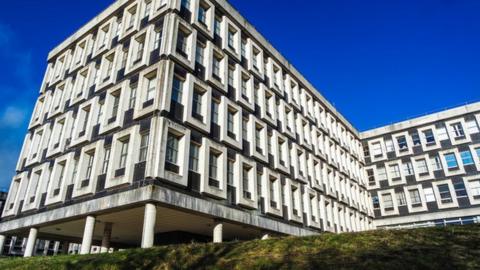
[0,0,479,189]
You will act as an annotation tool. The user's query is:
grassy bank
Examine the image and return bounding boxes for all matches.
[1,224,479,270]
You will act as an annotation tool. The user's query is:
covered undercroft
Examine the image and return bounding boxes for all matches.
[0,184,317,256]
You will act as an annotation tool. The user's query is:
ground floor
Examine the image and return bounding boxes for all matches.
[0,184,317,257]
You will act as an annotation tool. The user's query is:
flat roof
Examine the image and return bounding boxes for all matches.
[360,101,480,139]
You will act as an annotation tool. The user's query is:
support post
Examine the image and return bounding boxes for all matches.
[101,222,113,253]
[141,203,157,248]
[80,216,96,255]
[0,235,5,255]
[24,228,38,257]
[213,222,223,243]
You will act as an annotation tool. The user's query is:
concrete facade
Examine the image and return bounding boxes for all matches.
[362,102,480,228]
[0,0,374,256]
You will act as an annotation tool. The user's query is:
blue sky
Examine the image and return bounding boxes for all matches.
[0,0,479,189]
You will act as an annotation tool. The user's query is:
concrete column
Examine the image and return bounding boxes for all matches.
[61,241,70,255]
[213,222,223,243]
[53,241,60,255]
[24,228,38,257]
[101,222,113,253]
[0,235,6,255]
[80,216,96,255]
[141,203,157,248]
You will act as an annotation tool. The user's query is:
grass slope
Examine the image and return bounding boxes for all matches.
[1,224,479,270]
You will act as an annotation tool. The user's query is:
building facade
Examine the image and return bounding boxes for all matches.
[362,103,480,228]
[0,0,374,257]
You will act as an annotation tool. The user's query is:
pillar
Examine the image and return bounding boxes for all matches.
[0,235,5,255]
[213,222,223,243]
[24,228,38,257]
[80,216,96,255]
[101,222,113,253]
[141,203,157,248]
[61,241,70,255]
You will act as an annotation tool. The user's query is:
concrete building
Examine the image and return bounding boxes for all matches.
[0,0,374,257]
[362,103,480,229]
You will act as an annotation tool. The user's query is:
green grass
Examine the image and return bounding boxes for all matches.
[1,224,479,270]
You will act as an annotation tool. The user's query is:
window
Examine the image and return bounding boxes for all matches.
[227,110,236,139]
[166,133,179,165]
[411,132,421,146]
[424,187,435,202]
[211,100,219,124]
[377,167,387,180]
[241,76,248,98]
[212,55,221,79]
[424,129,435,144]
[403,162,414,175]
[409,189,422,205]
[228,28,236,49]
[126,6,137,30]
[389,164,401,178]
[144,75,157,103]
[269,178,277,207]
[242,118,248,140]
[397,192,407,206]
[198,4,207,25]
[372,196,380,209]
[451,123,465,138]
[416,159,428,174]
[144,0,152,17]
[291,186,298,215]
[227,159,234,186]
[129,84,137,109]
[214,16,221,36]
[56,163,66,190]
[466,120,479,134]
[385,140,394,152]
[371,142,382,157]
[192,88,203,120]
[102,148,111,174]
[134,36,145,64]
[189,143,200,172]
[85,152,95,180]
[397,136,408,150]
[382,194,393,209]
[176,29,189,56]
[470,180,480,197]
[209,152,219,181]
[255,125,263,154]
[119,138,130,169]
[171,75,184,103]
[431,155,443,171]
[181,0,190,9]
[228,66,235,87]
[110,93,120,120]
[195,42,204,65]
[460,150,474,165]
[444,153,458,169]
[366,169,375,186]
[154,26,163,50]
[242,165,251,199]
[241,39,247,58]
[437,184,453,203]
[454,182,467,198]
[139,133,149,162]
[476,148,480,159]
